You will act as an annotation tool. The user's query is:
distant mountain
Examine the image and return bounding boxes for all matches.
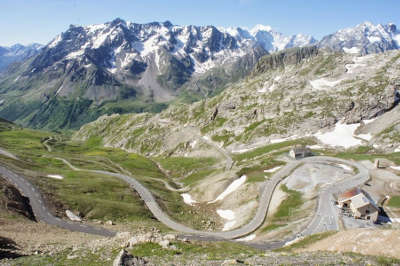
[319,21,400,54]
[2,19,400,130]
[0,43,42,71]
[0,18,315,129]
[219,24,316,52]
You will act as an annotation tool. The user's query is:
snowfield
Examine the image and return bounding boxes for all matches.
[343,47,360,54]
[310,78,343,91]
[315,121,364,148]
[357,133,373,141]
[208,175,247,203]
[181,193,197,206]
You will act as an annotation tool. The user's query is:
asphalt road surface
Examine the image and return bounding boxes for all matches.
[0,151,369,247]
[59,156,369,242]
[0,164,115,237]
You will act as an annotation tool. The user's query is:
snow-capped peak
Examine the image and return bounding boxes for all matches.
[249,24,273,35]
[38,19,317,76]
[319,21,400,54]
[218,24,315,52]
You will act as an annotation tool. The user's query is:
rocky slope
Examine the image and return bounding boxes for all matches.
[74,48,400,155]
[0,178,36,221]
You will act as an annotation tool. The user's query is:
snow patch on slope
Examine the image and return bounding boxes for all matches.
[394,34,400,47]
[310,78,343,91]
[236,234,256,242]
[209,175,247,203]
[47,174,64,180]
[343,47,361,54]
[181,193,197,206]
[264,166,282,173]
[48,35,62,48]
[315,121,368,148]
[216,209,236,231]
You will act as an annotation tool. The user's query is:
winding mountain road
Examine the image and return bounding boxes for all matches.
[1,147,369,245]
[0,164,115,237]
[57,156,369,241]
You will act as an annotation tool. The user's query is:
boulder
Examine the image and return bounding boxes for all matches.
[163,234,177,241]
[127,236,140,247]
[113,249,147,266]
[3,184,36,221]
[105,220,115,225]
[67,254,78,260]
[158,239,170,249]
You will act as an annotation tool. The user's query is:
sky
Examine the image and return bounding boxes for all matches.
[0,0,399,46]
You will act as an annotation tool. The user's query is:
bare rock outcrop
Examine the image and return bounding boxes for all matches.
[126,232,177,249]
[344,84,400,124]
[113,249,147,266]
[2,182,36,221]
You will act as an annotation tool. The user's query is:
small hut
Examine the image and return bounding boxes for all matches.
[289,145,312,159]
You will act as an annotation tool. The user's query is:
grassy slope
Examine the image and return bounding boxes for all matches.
[0,124,218,228]
[388,196,400,208]
[259,184,304,233]
[272,184,303,221]
[0,129,154,223]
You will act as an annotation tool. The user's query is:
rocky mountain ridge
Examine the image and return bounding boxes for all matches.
[1,20,400,130]
[74,49,400,156]
[319,21,400,55]
[0,18,316,129]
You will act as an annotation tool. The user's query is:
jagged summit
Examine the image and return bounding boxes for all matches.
[1,19,400,130]
[218,24,316,52]
[319,21,400,54]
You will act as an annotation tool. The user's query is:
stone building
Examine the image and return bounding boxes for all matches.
[338,188,379,223]
[289,145,312,159]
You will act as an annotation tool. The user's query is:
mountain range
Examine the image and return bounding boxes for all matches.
[0,43,42,72]
[0,19,399,130]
